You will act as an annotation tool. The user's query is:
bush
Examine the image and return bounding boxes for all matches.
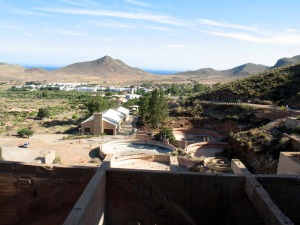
[17,128,33,137]
[72,114,78,120]
[0,147,3,160]
[53,156,62,164]
[159,127,176,144]
[37,108,51,119]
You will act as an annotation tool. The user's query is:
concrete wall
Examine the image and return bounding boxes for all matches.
[103,120,117,135]
[105,170,265,225]
[0,162,96,225]
[231,159,251,175]
[64,157,111,225]
[257,175,300,225]
[277,152,300,175]
[81,119,94,135]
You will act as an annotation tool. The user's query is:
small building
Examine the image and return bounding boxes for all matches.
[117,97,128,104]
[81,107,129,135]
[128,105,140,114]
[126,94,141,100]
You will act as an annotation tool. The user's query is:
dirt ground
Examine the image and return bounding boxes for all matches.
[0,134,129,167]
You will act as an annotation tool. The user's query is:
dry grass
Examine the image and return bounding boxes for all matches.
[0,95,86,135]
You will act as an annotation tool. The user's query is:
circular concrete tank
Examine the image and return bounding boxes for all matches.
[99,139,176,158]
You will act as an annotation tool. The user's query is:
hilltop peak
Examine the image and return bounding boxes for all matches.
[52,55,155,81]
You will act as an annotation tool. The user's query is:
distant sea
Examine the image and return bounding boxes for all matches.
[25,65,181,75]
[144,69,181,75]
[25,65,61,71]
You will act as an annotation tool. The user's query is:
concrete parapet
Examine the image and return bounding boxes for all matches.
[169,156,180,172]
[277,152,300,175]
[63,159,111,225]
[231,159,251,175]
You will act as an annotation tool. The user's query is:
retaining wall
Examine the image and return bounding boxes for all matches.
[0,162,96,225]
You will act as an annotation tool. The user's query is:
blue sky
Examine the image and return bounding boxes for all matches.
[1,0,300,71]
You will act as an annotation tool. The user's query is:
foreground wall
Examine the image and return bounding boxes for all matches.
[257,175,300,225]
[0,162,96,225]
[105,170,265,225]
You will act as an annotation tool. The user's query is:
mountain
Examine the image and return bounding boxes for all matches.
[175,63,269,78]
[221,63,268,76]
[272,55,300,68]
[25,68,49,74]
[176,68,221,76]
[52,56,155,81]
[194,63,300,107]
[0,63,26,80]
[173,55,300,79]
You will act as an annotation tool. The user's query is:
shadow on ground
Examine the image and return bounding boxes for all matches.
[89,148,100,159]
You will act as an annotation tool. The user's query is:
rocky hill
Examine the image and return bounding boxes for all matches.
[0,56,157,83]
[272,55,300,68]
[194,63,300,108]
[52,56,156,81]
[0,63,26,81]
[174,55,300,78]
[221,63,268,77]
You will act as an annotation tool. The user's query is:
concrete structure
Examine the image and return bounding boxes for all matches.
[99,139,176,158]
[1,156,300,225]
[128,105,139,114]
[34,150,56,164]
[277,152,300,175]
[81,107,129,135]
[185,142,227,158]
[231,159,251,175]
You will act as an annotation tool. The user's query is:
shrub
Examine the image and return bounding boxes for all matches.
[37,108,51,119]
[0,147,3,160]
[72,114,78,120]
[17,128,33,137]
[159,127,176,144]
[53,156,62,164]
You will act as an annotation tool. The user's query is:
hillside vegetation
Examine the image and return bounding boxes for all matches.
[196,63,300,106]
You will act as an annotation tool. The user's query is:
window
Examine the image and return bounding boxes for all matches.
[84,128,90,133]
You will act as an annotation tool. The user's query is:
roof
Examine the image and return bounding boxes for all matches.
[117,106,130,115]
[103,109,124,126]
[129,105,140,108]
[81,115,94,124]
[81,108,127,126]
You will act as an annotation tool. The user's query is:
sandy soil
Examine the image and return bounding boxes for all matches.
[0,134,127,167]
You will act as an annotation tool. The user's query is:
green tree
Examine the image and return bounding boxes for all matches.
[37,108,51,119]
[85,97,109,114]
[190,100,203,117]
[140,89,169,128]
[17,128,34,137]
[159,127,175,144]
[193,83,207,93]
[170,84,180,95]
